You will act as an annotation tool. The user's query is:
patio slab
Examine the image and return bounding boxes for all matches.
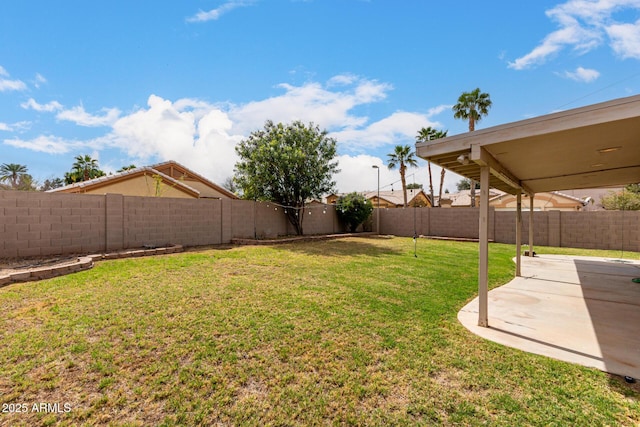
[458,254,640,379]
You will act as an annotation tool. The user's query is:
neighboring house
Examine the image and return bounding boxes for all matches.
[558,187,624,211]
[437,189,503,208]
[490,191,587,211]
[326,189,432,208]
[49,160,238,199]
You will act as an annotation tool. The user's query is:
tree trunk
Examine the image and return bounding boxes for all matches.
[285,207,304,235]
[400,164,408,207]
[438,168,445,207]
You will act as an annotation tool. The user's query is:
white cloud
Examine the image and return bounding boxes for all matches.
[561,66,601,81]
[331,110,442,150]
[0,121,30,132]
[21,98,63,112]
[186,0,255,23]
[57,105,121,127]
[607,18,640,58]
[34,73,47,88]
[7,75,448,189]
[4,135,86,154]
[0,66,27,92]
[106,94,242,183]
[509,0,640,69]
[228,77,392,135]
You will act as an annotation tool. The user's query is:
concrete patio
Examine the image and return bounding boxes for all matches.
[458,254,640,379]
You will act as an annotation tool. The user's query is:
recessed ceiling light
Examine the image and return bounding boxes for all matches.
[597,146,621,153]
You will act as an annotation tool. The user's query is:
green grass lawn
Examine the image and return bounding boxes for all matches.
[1,237,638,426]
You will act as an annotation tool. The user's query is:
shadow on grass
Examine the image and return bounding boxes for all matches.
[608,374,640,401]
[272,235,403,258]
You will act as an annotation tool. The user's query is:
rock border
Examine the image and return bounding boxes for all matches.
[0,244,183,288]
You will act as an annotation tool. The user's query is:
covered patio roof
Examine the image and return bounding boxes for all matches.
[416,94,640,195]
[415,94,640,331]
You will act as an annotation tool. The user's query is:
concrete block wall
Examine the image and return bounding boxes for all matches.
[560,211,639,251]
[123,196,222,248]
[425,208,495,240]
[1,190,106,258]
[300,204,339,235]
[1,190,638,258]
[494,211,549,246]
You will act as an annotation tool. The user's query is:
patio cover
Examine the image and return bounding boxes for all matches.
[416,94,640,327]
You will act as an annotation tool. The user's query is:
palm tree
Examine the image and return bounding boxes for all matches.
[387,144,419,208]
[71,155,104,182]
[453,88,492,207]
[416,127,448,207]
[117,164,137,173]
[0,163,28,189]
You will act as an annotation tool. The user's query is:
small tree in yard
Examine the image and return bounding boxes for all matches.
[336,193,373,232]
[601,184,640,210]
[234,120,339,235]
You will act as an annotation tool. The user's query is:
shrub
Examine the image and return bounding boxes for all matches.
[336,193,373,232]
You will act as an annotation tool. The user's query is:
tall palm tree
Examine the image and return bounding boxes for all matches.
[72,155,104,182]
[387,144,419,208]
[0,163,28,189]
[416,127,448,207]
[453,88,492,207]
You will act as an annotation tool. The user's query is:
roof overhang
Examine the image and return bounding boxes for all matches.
[416,94,640,195]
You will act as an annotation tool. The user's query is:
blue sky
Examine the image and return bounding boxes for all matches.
[2,0,640,193]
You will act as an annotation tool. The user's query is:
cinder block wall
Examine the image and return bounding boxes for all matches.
[123,196,223,248]
[1,190,106,258]
[1,190,638,257]
[494,211,549,246]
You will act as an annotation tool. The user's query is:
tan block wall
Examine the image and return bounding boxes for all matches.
[1,190,638,258]
[560,211,639,251]
[122,195,223,248]
[494,211,549,246]
[1,190,106,258]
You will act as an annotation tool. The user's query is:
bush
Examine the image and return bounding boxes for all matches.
[336,193,373,232]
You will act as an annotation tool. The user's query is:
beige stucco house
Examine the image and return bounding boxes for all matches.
[489,191,587,211]
[49,161,238,199]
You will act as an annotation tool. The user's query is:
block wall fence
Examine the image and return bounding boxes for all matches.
[1,190,638,258]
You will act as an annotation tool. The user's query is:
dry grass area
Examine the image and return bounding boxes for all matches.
[0,237,638,426]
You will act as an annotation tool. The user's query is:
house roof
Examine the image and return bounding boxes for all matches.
[48,161,238,199]
[328,189,429,206]
[439,189,504,207]
[149,161,238,199]
[489,190,587,205]
[416,94,640,194]
[364,189,428,206]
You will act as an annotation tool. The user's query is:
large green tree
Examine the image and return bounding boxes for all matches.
[387,144,418,208]
[416,127,448,207]
[234,120,339,235]
[453,88,492,207]
[0,163,28,189]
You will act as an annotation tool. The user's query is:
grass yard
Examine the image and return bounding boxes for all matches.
[1,237,639,426]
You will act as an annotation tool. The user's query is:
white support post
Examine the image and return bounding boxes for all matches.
[529,194,534,256]
[478,166,490,327]
[516,192,522,276]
